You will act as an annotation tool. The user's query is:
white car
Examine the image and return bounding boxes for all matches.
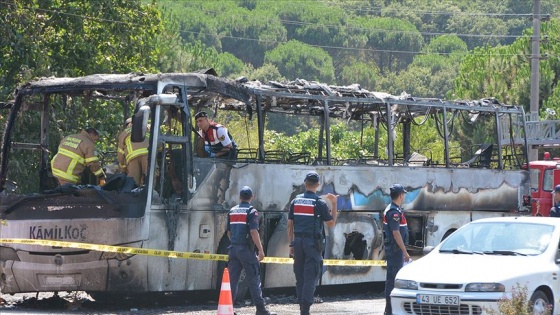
[391,216,559,315]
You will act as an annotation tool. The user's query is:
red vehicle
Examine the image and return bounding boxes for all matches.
[529,152,560,216]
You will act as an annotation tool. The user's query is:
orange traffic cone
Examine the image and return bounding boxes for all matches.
[217,267,234,315]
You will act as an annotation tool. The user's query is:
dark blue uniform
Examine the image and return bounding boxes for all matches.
[383,202,409,315]
[289,191,333,308]
[551,202,560,217]
[227,202,265,307]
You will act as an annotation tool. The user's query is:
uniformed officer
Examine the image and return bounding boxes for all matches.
[383,183,410,315]
[287,172,338,315]
[550,184,560,217]
[51,128,105,186]
[195,111,237,159]
[227,186,276,315]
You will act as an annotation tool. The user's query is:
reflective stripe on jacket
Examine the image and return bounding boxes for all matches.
[51,130,104,183]
[124,134,148,164]
[117,126,131,170]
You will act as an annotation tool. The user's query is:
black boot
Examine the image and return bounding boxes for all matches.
[300,303,311,315]
[255,304,277,315]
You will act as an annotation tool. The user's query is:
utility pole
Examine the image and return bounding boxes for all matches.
[528,0,541,161]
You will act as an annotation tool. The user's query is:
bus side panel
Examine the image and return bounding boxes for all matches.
[211,164,529,286]
[222,165,529,214]
[146,207,217,291]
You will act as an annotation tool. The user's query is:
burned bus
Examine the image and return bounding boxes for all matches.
[0,72,531,295]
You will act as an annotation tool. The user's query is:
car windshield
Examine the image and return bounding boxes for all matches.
[439,221,555,256]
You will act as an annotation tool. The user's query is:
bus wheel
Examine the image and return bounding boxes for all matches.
[216,236,249,304]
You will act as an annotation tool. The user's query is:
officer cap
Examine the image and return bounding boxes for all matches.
[554,184,560,193]
[240,186,253,199]
[195,111,208,119]
[305,171,320,183]
[390,184,407,194]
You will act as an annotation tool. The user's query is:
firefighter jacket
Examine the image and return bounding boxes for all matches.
[123,133,149,164]
[117,126,131,172]
[51,130,105,184]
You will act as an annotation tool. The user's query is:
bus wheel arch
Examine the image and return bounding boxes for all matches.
[441,229,457,242]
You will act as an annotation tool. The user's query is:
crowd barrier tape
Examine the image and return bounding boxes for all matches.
[0,238,386,267]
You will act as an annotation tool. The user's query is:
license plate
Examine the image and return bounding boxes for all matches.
[416,294,460,306]
[39,274,80,286]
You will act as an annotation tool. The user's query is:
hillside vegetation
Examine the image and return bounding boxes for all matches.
[1,0,559,162]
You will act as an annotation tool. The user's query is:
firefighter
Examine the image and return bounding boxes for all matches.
[227,186,276,315]
[287,172,338,315]
[383,183,410,315]
[118,119,149,187]
[51,128,105,186]
[195,111,237,159]
[117,118,132,174]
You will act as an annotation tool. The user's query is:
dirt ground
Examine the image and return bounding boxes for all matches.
[0,283,386,315]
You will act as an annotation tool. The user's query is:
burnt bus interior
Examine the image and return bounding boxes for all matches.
[0,73,529,259]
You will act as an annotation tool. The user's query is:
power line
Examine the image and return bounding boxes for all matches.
[169,4,534,40]
[158,0,540,18]
[179,29,529,57]
[277,19,528,39]
[1,0,541,57]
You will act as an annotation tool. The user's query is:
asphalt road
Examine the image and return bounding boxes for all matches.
[0,283,387,315]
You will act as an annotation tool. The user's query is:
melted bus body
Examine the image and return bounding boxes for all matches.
[0,73,531,294]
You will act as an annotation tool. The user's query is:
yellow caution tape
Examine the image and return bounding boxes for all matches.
[0,238,386,266]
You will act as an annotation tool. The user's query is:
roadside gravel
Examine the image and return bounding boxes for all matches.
[0,283,386,314]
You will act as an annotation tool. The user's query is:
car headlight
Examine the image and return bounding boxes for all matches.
[395,279,418,290]
[465,283,505,292]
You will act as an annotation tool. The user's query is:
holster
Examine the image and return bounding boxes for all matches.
[315,236,325,252]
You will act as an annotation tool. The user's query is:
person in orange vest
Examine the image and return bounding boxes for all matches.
[195,111,237,159]
[118,119,149,187]
[51,128,105,186]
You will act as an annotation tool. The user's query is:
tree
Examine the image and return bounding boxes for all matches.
[264,40,335,82]
[346,16,424,73]
[0,0,163,100]
[339,61,380,90]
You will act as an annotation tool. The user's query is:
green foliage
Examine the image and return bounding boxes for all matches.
[0,0,163,96]
[346,16,424,73]
[454,17,560,116]
[422,35,468,55]
[264,40,335,82]
[339,61,379,90]
[245,64,285,83]
[484,284,551,315]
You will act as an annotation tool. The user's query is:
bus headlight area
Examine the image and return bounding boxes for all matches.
[0,246,20,262]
